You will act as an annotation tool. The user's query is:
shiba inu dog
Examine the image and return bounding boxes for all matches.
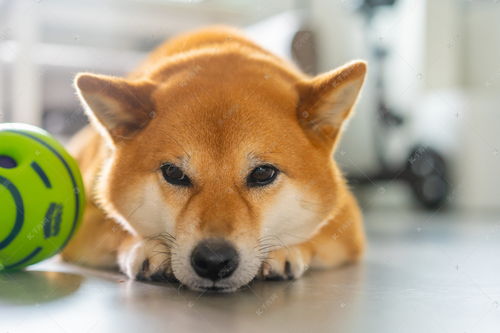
[61,26,366,292]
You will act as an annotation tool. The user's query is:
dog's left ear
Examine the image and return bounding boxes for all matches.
[297,61,367,149]
[74,73,156,143]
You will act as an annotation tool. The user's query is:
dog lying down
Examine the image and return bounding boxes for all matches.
[62,26,367,292]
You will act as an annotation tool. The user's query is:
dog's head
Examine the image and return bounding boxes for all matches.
[75,48,366,291]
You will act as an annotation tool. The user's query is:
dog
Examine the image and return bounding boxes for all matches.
[61,26,367,292]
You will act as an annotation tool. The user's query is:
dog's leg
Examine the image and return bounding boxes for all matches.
[61,202,129,269]
[117,236,176,282]
[63,202,175,282]
[259,193,365,280]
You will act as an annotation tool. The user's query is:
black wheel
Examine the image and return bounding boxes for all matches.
[405,146,449,210]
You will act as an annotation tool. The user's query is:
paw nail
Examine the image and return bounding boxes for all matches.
[284,260,292,278]
[141,258,150,273]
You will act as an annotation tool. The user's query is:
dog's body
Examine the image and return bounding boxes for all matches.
[62,26,366,291]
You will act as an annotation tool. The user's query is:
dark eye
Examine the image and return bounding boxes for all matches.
[247,165,279,187]
[161,163,191,187]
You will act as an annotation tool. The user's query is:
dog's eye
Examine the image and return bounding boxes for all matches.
[161,163,191,187]
[247,165,279,187]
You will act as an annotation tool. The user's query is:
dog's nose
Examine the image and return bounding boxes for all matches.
[190,239,239,281]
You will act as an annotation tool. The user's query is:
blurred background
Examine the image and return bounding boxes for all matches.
[0,0,499,213]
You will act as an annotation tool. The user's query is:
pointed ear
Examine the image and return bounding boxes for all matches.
[74,73,156,142]
[297,61,367,148]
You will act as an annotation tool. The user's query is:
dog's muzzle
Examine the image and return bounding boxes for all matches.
[190,238,239,281]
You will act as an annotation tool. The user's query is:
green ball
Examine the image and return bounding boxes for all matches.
[0,123,85,271]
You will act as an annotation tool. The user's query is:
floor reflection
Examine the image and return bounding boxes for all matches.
[0,270,83,305]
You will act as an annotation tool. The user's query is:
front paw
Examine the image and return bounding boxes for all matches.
[118,239,177,283]
[258,245,310,281]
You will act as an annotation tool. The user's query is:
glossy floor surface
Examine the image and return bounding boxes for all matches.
[1,211,500,332]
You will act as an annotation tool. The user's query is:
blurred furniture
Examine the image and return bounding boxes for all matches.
[346,0,450,210]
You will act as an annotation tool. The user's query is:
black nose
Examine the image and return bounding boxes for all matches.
[190,239,239,281]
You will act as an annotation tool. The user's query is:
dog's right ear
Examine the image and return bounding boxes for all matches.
[296,61,367,150]
[74,73,156,143]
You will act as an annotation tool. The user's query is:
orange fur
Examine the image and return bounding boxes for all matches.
[61,26,367,291]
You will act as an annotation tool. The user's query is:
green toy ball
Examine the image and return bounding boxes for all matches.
[0,123,85,271]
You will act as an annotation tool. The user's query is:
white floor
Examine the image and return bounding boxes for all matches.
[1,211,500,333]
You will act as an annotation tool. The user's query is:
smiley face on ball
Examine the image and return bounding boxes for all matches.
[0,123,85,271]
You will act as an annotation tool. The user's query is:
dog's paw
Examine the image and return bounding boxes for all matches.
[258,245,310,281]
[119,239,177,283]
